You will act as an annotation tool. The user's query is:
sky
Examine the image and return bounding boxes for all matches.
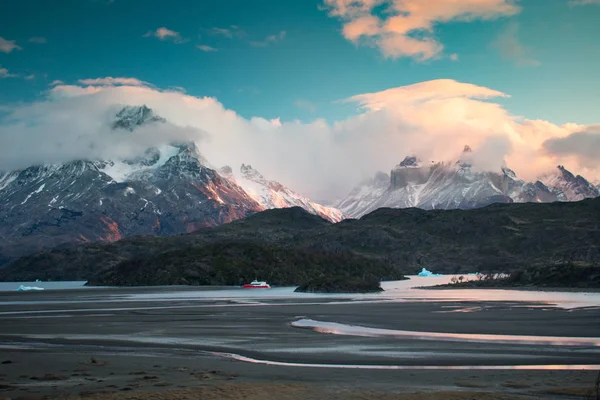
[1,0,599,201]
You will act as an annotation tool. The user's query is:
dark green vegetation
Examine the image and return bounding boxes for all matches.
[434,263,600,289]
[1,198,599,287]
[294,276,384,293]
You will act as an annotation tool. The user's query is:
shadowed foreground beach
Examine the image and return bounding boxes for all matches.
[1,280,599,399]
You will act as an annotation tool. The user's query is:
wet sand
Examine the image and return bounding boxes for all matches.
[1,285,599,399]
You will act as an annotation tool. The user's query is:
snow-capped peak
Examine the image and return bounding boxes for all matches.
[112,105,166,131]
[236,164,345,223]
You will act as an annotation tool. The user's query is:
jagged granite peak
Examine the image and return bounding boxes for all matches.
[112,105,166,131]
[396,156,421,168]
[337,147,584,217]
[540,165,600,202]
[218,165,234,179]
[237,164,345,223]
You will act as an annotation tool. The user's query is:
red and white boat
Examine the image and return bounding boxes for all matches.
[243,280,271,289]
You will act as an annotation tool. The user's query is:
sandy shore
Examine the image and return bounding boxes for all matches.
[1,286,599,399]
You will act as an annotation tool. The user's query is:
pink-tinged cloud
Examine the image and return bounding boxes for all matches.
[143,27,187,43]
[1,78,596,201]
[347,79,508,111]
[0,37,22,53]
[197,45,218,52]
[323,0,521,60]
[49,80,65,86]
[77,77,148,87]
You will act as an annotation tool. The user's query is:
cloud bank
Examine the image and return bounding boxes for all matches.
[0,77,597,201]
[322,0,521,61]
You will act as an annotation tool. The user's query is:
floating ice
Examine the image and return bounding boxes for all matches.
[17,285,44,291]
[418,268,443,277]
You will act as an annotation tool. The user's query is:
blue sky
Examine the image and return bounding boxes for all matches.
[1,0,599,125]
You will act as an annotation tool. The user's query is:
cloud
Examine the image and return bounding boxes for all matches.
[492,22,540,67]
[0,37,22,53]
[143,27,188,43]
[450,53,459,61]
[542,126,600,168]
[0,66,18,78]
[294,99,317,113]
[28,37,47,44]
[207,26,246,39]
[0,78,596,202]
[250,31,286,47]
[322,0,521,61]
[49,80,65,86]
[24,74,36,80]
[197,45,218,52]
[77,77,148,87]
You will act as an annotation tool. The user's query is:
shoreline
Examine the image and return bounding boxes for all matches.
[419,284,600,293]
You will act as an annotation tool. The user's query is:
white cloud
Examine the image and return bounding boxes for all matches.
[492,22,540,67]
[24,74,36,80]
[0,66,17,78]
[0,78,597,201]
[197,45,218,52]
[322,0,521,61]
[250,31,286,47]
[49,80,65,86]
[77,77,148,87]
[0,37,22,53]
[28,37,47,44]
[143,27,187,43]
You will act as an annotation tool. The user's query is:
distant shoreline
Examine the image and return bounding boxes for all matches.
[419,284,600,293]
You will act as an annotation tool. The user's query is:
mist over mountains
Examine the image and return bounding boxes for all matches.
[0,104,599,267]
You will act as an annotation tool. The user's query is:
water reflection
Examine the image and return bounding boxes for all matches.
[291,319,600,347]
[210,351,600,370]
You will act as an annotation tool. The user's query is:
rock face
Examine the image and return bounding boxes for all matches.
[229,163,345,223]
[338,146,597,218]
[0,106,264,266]
[3,199,599,285]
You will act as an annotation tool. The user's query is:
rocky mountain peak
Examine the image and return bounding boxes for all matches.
[112,105,166,131]
[396,156,421,169]
[240,164,266,183]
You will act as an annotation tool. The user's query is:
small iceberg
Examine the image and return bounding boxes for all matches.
[417,268,443,277]
[17,285,44,291]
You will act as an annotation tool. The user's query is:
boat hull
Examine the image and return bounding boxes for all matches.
[243,284,270,289]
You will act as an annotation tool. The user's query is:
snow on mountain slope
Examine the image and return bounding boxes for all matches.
[0,106,263,266]
[338,148,572,218]
[225,164,345,223]
[540,166,600,202]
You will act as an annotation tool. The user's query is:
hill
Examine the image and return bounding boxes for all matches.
[1,198,599,286]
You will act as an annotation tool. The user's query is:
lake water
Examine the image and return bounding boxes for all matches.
[0,281,88,292]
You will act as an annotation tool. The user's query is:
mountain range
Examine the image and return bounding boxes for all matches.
[1,105,599,267]
[337,146,600,218]
[0,105,340,266]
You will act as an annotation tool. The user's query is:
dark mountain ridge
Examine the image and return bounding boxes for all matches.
[1,197,599,286]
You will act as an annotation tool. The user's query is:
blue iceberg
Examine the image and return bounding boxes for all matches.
[417,268,443,277]
[17,285,44,291]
